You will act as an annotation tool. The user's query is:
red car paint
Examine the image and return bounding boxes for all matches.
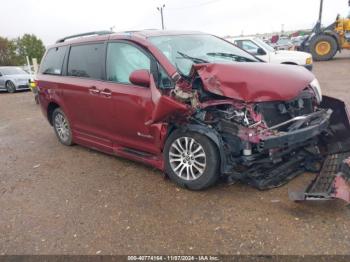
[37,31,317,172]
[148,75,191,124]
[193,63,315,102]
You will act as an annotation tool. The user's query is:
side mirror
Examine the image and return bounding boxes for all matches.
[129,69,151,87]
[257,47,266,55]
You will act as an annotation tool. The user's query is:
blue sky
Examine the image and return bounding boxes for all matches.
[1,0,348,45]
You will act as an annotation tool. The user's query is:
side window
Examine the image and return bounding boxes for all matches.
[106,42,150,84]
[67,44,104,79]
[40,46,67,75]
[240,40,260,54]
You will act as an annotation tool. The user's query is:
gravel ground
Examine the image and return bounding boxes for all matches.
[0,51,350,255]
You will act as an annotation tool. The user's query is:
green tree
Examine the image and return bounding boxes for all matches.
[16,34,45,64]
[0,37,18,66]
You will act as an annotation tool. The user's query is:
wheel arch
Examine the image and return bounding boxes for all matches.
[281,62,298,65]
[47,101,61,125]
[170,124,230,174]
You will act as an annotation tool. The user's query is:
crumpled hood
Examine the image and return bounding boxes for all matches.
[192,62,315,102]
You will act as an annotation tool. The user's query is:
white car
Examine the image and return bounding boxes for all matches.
[0,67,31,93]
[230,37,313,71]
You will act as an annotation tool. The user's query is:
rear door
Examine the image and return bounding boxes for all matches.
[61,43,114,152]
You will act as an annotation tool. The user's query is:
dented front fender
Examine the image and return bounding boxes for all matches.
[146,75,192,125]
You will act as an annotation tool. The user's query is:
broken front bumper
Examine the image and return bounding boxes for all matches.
[230,108,334,190]
[289,153,350,203]
[229,96,350,204]
[260,109,331,150]
[289,96,350,203]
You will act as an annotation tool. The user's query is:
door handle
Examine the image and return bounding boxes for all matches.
[89,86,100,95]
[100,88,112,98]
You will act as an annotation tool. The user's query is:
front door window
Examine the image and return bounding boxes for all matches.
[106,42,151,84]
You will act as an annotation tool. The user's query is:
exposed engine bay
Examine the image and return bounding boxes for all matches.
[155,63,350,202]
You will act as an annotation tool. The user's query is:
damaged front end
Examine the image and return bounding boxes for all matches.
[155,62,350,203]
[192,90,334,191]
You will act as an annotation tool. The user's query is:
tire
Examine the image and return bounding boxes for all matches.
[164,129,220,190]
[6,81,16,93]
[52,108,73,146]
[309,34,338,61]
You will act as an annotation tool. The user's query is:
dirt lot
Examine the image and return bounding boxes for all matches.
[1,51,350,255]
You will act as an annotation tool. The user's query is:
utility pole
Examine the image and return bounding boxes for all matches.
[315,0,324,33]
[318,0,324,23]
[157,4,165,30]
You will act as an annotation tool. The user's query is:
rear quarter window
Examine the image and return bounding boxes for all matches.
[67,44,104,79]
[40,46,68,75]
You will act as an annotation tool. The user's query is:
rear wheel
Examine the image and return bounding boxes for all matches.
[6,81,16,93]
[164,130,220,190]
[310,34,338,61]
[52,108,73,146]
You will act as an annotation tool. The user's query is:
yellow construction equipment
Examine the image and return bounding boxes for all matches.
[301,0,350,61]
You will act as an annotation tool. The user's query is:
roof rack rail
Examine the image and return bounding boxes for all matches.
[56,31,114,43]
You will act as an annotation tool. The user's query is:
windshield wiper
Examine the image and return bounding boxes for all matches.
[206,52,256,62]
[177,51,208,64]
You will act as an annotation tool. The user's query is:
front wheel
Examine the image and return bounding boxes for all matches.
[310,34,338,61]
[164,130,220,190]
[6,81,16,93]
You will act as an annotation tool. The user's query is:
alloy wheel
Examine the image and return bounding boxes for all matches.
[54,113,70,142]
[169,137,206,181]
[6,81,16,93]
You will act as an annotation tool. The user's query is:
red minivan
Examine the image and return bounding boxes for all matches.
[37,30,350,197]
